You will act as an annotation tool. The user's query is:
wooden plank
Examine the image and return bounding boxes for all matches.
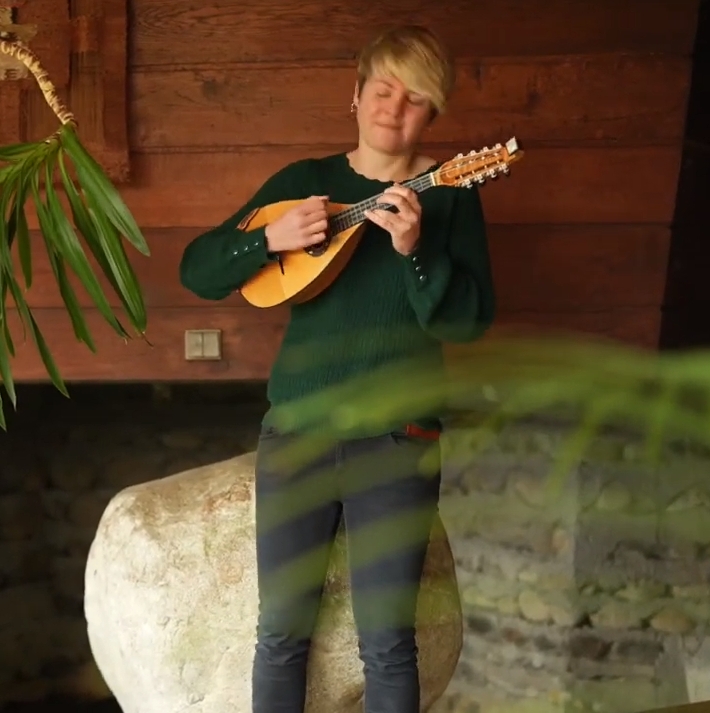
[489,225,670,311]
[111,146,683,227]
[130,55,691,150]
[131,0,700,65]
[99,0,131,181]
[15,0,71,87]
[0,81,22,145]
[7,306,659,383]
[5,306,286,382]
[67,0,131,182]
[488,309,660,349]
[14,225,670,312]
[21,1,130,180]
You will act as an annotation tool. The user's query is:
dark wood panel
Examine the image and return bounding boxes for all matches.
[0,82,22,145]
[660,305,710,349]
[490,224,670,311]
[659,2,710,350]
[5,306,285,382]
[108,146,682,227]
[486,309,660,349]
[15,225,669,312]
[664,222,710,309]
[16,0,71,87]
[130,0,700,65]
[21,0,131,180]
[8,306,659,383]
[130,55,691,149]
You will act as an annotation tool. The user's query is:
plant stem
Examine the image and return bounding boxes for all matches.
[0,39,75,126]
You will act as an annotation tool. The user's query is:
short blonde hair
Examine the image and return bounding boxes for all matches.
[356,25,455,115]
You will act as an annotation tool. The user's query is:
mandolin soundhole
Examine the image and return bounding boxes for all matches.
[304,224,333,257]
[304,239,330,256]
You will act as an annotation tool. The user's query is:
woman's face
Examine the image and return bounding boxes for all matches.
[354,73,433,155]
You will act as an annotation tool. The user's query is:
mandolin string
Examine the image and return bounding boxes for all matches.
[332,174,432,230]
[329,156,505,232]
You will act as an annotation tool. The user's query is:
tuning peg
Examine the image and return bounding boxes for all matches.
[501,165,510,175]
[456,152,463,158]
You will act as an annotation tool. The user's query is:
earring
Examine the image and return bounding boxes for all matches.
[350,102,357,113]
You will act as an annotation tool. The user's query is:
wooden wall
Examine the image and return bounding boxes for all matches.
[10,0,701,382]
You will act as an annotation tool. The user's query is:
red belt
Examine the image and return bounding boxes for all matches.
[404,423,441,441]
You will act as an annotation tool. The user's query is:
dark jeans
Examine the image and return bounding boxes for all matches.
[252,427,441,713]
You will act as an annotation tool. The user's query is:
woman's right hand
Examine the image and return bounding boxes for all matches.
[264,195,330,253]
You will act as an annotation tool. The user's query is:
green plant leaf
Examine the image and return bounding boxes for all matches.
[0,141,38,163]
[0,321,16,410]
[0,164,14,184]
[57,153,144,335]
[0,266,16,411]
[0,166,20,354]
[6,275,68,398]
[37,154,129,340]
[28,165,96,350]
[0,94,153,424]
[85,195,148,334]
[7,168,33,289]
[46,245,97,351]
[60,126,150,256]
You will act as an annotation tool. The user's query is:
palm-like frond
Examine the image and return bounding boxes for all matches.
[263,329,710,499]
[0,39,149,429]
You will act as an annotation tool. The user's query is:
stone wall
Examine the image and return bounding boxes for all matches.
[434,422,710,713]
[1,384,709,712]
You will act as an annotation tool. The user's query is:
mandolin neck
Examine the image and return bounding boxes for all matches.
[329,171,436,234]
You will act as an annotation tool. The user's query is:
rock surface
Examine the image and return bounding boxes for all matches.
[84,451,463,713]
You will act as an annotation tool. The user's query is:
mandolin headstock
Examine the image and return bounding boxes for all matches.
[432,137,523,188]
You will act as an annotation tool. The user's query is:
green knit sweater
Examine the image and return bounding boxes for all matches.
[179,152,496,435]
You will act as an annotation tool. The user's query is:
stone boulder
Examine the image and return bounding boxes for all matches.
[84,451,463,713]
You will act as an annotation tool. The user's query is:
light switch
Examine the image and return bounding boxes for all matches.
[184,329,222,360]
[202,330,221,359]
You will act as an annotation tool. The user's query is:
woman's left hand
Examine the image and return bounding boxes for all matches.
[365,184,421,255]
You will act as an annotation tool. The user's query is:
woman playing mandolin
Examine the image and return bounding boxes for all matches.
[180,24,496,713]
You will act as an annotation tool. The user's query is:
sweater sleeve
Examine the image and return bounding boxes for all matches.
[399,186,496,342]
[179,161,307,301]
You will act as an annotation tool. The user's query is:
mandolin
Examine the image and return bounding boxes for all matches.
[239,137,523,308]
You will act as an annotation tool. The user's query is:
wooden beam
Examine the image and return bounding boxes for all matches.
[130,55,691,150]
[131,0,701,65]
[5,305,660,383]
[5,306,285,382]
[105,146,682,228]
[13,224,670,313]
[0,80,22,145]
[15,0,71,87]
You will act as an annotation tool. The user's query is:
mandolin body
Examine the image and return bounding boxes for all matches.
[238,200,365,308]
